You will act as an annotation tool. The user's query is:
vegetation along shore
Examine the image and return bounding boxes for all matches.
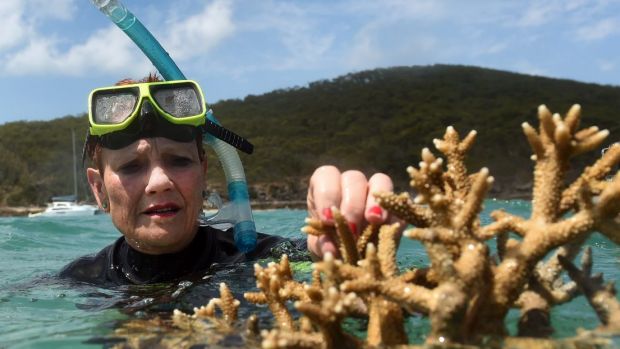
[1,64,619,211]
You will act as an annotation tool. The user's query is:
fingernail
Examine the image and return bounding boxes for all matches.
[322,207,333,221]
[367,205,383,217]
[348,222,358,236]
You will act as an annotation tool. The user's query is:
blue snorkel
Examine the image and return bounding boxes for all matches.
[91,0,257,252]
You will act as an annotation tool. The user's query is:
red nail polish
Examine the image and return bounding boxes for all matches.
[322,207,333,221]
[368,205,383,216]
[348,222,357,235]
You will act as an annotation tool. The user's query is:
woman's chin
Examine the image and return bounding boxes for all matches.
[132,227,193,253]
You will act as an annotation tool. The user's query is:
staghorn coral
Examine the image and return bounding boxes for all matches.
[109,104,619,349]
[244,254,313,331]
[187,282,241,329]
[559,247,620,332]
[303,208,362,264]
[388,105,618,342]
[243,251,366,349]
[302,209,409,346]
[293,104,620,347]
[475,105,620,337]
[359,155,494,342]
[110,282,252,348]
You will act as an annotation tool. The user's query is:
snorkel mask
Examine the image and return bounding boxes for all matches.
[90,0,258,253]
[86,79,253,153]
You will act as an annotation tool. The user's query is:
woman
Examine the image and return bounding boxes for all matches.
[60,76,396,285]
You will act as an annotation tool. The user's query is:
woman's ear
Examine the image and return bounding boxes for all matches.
[86,167,107,209]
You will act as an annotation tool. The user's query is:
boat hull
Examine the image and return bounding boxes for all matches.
[28,204,101,217]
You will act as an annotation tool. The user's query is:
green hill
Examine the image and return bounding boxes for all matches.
[1,64,619,206]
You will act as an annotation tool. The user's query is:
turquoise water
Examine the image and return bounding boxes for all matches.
[0,201,618,348]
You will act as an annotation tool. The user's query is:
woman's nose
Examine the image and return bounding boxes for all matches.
[145,166,173,194]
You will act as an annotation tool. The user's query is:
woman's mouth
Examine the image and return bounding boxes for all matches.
[143,203,181,218]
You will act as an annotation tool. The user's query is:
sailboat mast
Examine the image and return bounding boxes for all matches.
[72,129,78,201]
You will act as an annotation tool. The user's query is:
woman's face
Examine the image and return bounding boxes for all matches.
[87,137,207,255]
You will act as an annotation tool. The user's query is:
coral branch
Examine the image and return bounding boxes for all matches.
[453,167,493,230]
[356,223,379,257]
[377,223,402,277]
[251,103,620,348]
[374,191,433,228]
[559,248,620,332]
[261,329,324,349]
[244,256,306,331]
[561,143,620,212]
[433,126,477,195]
[196,282,240,325]
[301,209,360,264]
[332,207,360,264]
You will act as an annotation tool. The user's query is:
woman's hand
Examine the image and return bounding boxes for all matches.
[306,165,397,259]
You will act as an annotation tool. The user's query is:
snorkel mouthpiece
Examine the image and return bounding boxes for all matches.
[91,0,134,29]
[91,0,257,252]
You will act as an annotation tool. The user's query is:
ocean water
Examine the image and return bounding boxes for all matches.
[0,201,618,348]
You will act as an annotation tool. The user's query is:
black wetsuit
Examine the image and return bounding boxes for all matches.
[59,226,308,286]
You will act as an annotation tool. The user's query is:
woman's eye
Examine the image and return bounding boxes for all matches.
[118,161,142,174]
[169,156,194,167]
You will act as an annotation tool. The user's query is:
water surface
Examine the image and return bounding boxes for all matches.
[0,202,618,348]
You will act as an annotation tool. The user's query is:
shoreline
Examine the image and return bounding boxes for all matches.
[0,195,533,217]
[0,206,45,217]
[0,201,309,217]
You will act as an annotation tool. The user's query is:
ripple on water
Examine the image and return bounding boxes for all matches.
[0,227,15,245]
[0,207,617,348]
[0,277,126,348]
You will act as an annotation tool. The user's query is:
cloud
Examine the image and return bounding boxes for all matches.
[575,18,618,41]
[3,25,148,76]
[597,59,615,72]
[0,0,233,77]
[268,9,335,70]
[347,33,383,69]
[344,0,445,22]
[61,27,148,75]
[223,1,337,71]
[563,0,590,12]
[0,0,76,52]
[341,0,444,69]
[26,0,76,21]
[277,34,334,70]
[3,38,57,74]
[515,3,557,27]
[478,42,508,55]
[0,1,33,51]
[512,0,602,28]
[162,0,235,62]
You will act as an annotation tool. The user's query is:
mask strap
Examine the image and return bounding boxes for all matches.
[202,119,254,155]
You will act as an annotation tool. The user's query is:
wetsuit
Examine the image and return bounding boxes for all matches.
[59,226,308,286]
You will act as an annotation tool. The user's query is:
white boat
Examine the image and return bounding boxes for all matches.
[29,129,101,218]
[28,195,100,217]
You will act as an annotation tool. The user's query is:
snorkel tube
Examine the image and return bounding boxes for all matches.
[91,0,257,252]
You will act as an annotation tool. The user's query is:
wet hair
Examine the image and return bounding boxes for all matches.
[84,73,205,170]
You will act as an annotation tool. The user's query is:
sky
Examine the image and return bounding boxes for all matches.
[2,0,620,124]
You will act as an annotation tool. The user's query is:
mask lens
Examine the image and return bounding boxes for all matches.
[93,92,138,124]
[152,84,203,118]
